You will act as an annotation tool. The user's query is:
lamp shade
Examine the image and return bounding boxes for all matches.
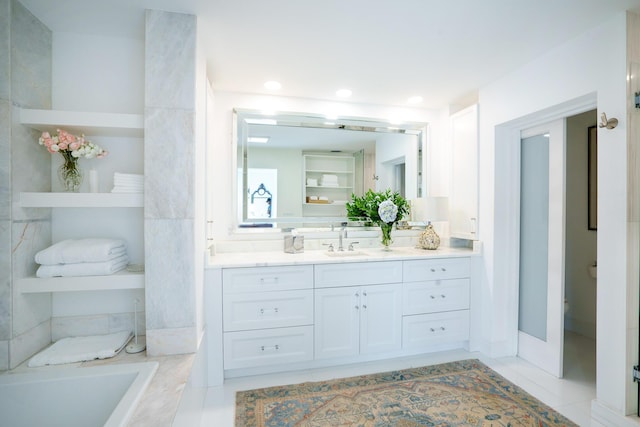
[411,197,449,222]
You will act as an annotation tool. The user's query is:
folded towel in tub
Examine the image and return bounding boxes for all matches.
[35,238,126,265]
[36,254,129,278]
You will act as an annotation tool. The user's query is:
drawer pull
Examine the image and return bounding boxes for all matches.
[259,307,279,316]
[429,327,446,332]
[430,295,447,299]
[260,344,280,352]
[260,277,279,284]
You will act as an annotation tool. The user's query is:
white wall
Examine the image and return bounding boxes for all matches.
[478,12,629,415]
[50,32,145,329]
[209,91,445,244]
[564,110,597,339]
[375,132,418,198]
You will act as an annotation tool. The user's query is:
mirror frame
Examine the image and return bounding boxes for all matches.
[233,108,428,230]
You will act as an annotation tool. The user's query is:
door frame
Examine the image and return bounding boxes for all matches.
[493,93,597,357]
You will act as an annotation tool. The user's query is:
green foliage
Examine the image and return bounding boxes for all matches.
[346,189,410,225]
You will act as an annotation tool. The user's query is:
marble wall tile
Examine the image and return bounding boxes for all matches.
[10,0,51,109]
[12,220,51,336]
[144,107,195,219]
[144,219,195,331]
[144,10,196,110]
[109,311,146,336]
[0,100,10,221]
[0,0,9,101]
[146,326,197,356]
[51,315,108,341]
[0,340,8,370]
[0,220,10,341]
[10,319,50,369]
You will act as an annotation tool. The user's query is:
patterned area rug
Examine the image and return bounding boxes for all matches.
[235,359,578,426]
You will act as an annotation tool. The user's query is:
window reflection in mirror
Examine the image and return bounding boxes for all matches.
[234,109,427,230]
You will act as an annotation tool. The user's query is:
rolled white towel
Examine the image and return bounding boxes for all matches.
[36,255,129,278]
[35,239,127,265]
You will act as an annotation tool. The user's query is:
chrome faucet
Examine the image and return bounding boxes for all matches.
[338,222,347,251]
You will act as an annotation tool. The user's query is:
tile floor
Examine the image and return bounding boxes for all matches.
[186,331,599,426]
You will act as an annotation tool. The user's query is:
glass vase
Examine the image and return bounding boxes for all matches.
[380,222,393,251]
[58,153,83,192]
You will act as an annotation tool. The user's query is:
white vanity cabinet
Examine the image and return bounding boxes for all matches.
[222,265,314,369]
[314,261,403,360]
[401,258,471,351]
[211,253,474,380]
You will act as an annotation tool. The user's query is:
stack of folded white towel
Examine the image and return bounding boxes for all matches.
[111,173,144,193]
[35,238,129,278]
[320,174,339,187]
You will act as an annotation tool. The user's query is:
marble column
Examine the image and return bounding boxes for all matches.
[144,10,198,356]
[1,0,52,370]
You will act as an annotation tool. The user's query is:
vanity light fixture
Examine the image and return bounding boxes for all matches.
[264,80,282,90]
[407,96,423,105]
[248,136,270,143]
[336,89,352,98]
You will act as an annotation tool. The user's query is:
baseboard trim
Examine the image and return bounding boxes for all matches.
[592,400,640,426]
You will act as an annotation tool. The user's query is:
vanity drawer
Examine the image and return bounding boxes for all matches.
[223,289,313,332]
[402,278,470,315]
[403,258,470,282]
[223,265,313,293]
[402,310,469,350]
[223,325,313,369]
[315,261,403,288]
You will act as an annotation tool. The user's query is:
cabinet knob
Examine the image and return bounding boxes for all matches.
[430,268,436,272]
[355,305,360,310]
[355,292,359,297]
[441,295,446,299]
[441,268,446,272]
[362,304,367,309]
[363,291,367,297]
[430,295,436,299]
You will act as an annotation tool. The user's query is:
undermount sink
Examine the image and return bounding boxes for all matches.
[324,250,367,257]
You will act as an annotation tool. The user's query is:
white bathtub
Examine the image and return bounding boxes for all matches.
[0,362,158,427]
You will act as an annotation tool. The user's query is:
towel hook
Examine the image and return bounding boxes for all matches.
[599,112,618,130]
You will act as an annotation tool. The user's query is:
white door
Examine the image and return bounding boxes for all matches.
[517,120,566,378]
[360,284,402,355]
[314,287,360,359]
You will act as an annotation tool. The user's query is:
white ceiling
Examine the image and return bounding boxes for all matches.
[18,0,640,109]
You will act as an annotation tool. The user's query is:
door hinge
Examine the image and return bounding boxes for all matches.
[633,365,640,382]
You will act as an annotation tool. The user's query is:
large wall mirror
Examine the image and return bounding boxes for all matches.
[235,108,427,230]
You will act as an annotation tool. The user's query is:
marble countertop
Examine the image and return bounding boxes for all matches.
[208,245,479,269]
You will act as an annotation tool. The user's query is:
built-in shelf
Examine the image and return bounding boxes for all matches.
[18,271,144,294]
[20,192,144,208]
[19,108,144,138]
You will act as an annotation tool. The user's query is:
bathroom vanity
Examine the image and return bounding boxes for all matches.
[205,246,477,385]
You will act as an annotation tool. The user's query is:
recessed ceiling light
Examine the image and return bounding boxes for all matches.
[336,89,352,98]
[407,96,423,105]
[248,136,270,143]
[264,81,281,90]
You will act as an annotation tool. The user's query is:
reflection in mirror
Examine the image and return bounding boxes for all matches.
[235,109,427,230]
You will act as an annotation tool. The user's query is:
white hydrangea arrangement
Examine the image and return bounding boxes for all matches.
[346,189,409,248]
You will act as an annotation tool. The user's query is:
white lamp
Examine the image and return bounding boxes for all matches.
[412,197,449,250]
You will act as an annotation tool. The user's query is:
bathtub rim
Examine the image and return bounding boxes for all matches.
[0,361,159,427]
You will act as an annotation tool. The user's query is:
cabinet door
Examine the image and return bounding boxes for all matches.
[450,104,478,240]
[314,287,360,359]
[360,283,402,355]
